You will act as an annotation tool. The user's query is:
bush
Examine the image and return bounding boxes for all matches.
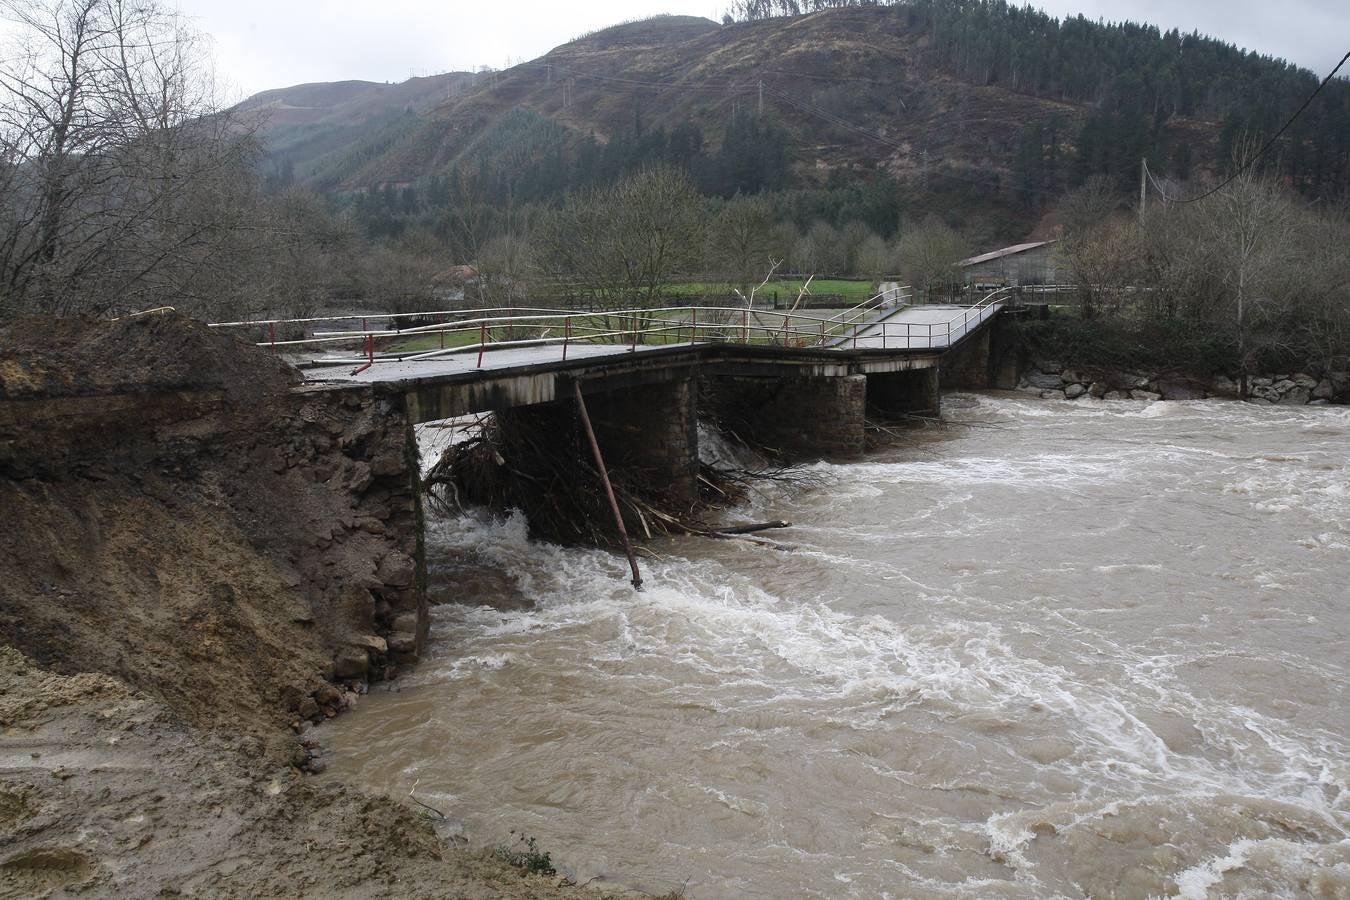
[492,832,555,876]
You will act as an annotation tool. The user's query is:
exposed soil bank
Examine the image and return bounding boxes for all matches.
[0,314,605,897]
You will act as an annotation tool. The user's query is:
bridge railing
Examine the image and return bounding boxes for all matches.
[204,286,1011,373]
[844,287,1012,350]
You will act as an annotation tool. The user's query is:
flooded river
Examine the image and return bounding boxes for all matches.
[328,394,1350,898]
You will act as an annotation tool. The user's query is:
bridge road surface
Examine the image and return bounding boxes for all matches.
[296,303,1001,385]
[840,303,1004,351]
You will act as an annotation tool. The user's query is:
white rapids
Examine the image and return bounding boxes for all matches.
[327,393,1350,898]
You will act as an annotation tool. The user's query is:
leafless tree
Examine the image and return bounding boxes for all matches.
[896,219,966,299]
[536,166,703,311]
[0,0,257,318]
[707,195,775,301]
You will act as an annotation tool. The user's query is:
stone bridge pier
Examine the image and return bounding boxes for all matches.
[866,368,941,419]
[702,372,867,460]
[495,371,700,508]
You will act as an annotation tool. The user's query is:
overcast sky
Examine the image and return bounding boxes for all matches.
[171,0,1347,101]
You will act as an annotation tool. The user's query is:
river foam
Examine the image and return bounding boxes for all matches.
[329,394,1350,897]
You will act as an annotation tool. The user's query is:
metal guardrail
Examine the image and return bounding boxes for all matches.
[203,286,1011,375]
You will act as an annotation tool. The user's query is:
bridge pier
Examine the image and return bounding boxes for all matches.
[578,375,699,508]
[867,368,940,419]
[939,309,1022,390]
[704,373,866,460]
[494,374,700,510]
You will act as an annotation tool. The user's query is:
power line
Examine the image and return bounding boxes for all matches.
[1155,47,1350,204]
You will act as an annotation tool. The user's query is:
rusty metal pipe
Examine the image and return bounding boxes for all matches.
[573,380,642,590]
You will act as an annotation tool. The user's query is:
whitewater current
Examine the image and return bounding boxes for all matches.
[327,393,1350,898]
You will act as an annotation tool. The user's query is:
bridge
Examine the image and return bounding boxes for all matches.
[199,289,1022,666]
[217,287,1011,419]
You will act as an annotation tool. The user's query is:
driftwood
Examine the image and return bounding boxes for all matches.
[714,520,791,535]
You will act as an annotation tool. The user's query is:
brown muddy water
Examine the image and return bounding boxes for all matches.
[327,394,1350,898]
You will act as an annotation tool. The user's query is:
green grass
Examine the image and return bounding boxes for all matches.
[664,278,875,303]
[383,330,481,353]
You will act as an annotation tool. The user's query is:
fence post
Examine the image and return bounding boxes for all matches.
[268,322,276,351]
[741,308,748,344]
[477,321,486,368]
[691,307,697,345]
[563,316,571,361]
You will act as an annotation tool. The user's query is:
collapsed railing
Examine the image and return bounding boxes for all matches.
[203,286,1012,374]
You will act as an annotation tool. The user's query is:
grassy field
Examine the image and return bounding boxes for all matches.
[664,278,875,304]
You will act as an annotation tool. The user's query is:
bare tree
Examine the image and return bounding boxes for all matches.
[537,166,703,311]
[707,195,775,301]
[896,219,966,299]
[0,0,256,318]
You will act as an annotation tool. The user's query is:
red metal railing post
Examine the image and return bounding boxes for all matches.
[691,308,698,345]
[563,316,571,361]
[439,327,445,350]
[477,321,486,368]
[741,308,748,344]
[630,315,638,352]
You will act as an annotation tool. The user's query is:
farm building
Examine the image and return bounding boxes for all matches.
[959,240,1060,287]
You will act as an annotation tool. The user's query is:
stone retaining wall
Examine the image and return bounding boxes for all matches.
[1018,362,1348,405]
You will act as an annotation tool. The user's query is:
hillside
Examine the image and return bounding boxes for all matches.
[239,71,480,189]
[240,5,1349,237]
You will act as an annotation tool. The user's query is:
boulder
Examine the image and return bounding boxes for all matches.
[1024,372,1063,390]
[1103,391,1125,400]
[1130,390,1162,402]
[1088,381,1108,398]
[377,551,415,588]
[332,647,369,679]
[1156,379,1204,401]
[1292,373,1318,389]
[1277,387,1311,405]
[1308,399,1330,406]
[1312,380,1335,401]
[314,684,342,708]
[387,632,418,655]
[346,461,374,494]
[369,453,406,477]
[353,634,388,655]
[1251,384,1281,403]
[297,698,321,721]
[1039,389,1067,400]
[1064,383,1087,400]
[1209,375,1239,397]
[1060,369,1084,385]
[1035,360,1064,374]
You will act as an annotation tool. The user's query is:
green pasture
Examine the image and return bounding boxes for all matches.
[663,278,875,303]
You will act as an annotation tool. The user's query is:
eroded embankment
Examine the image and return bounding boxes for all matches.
[0,314,598,898]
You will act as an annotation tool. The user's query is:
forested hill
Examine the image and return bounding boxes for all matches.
[246,1,1349,241]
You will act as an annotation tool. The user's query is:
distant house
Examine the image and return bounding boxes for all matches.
[959,240,1059,287]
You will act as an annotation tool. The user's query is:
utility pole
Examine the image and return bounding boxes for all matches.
[1139,157,1148,222]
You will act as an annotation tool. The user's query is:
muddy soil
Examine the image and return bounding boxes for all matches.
[0,648,595,899]
[0,315,618,898]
